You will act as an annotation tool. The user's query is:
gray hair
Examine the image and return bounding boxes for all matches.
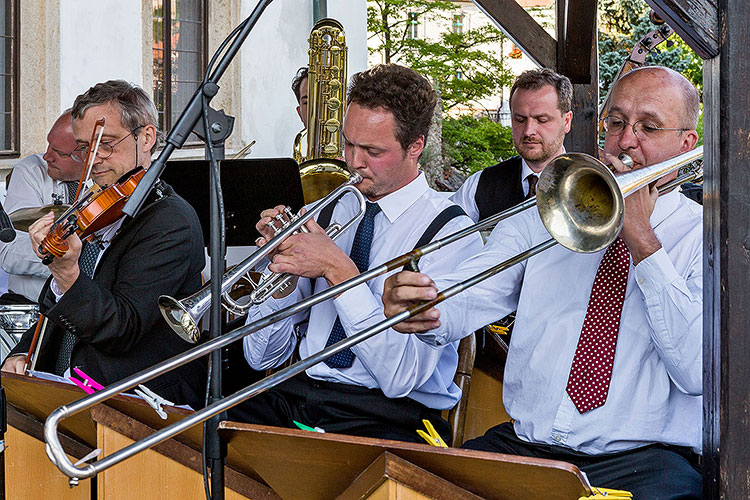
[72,80,161,142]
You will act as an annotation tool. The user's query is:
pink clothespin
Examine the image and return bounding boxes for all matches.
[70,367,104,394]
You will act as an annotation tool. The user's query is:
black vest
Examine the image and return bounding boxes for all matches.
[474,156,525,221]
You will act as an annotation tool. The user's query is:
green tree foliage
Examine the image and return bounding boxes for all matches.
[443,115,516,175]
[368,0,454,64]
[599,0,702,99]
[367,0,514,111]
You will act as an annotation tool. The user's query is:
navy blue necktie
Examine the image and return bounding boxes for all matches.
[323,202,381,368]
[54,240,101,375]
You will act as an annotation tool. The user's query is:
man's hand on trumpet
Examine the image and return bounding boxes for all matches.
[382,271,442,334]
[254,205,360,290]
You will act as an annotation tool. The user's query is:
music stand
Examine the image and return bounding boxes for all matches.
[162,158,305,249]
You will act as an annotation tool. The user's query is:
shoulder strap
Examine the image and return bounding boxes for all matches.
[309,192,347,293]
[403,204,467,272]
[316,192,346,230]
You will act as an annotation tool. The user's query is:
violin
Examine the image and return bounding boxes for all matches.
[38,167,146,263]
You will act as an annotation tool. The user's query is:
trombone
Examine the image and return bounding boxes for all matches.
[43,147,702,483]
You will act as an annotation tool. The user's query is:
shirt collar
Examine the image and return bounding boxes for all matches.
[520,158,535,182]
[520,146,566,181]
[374,171,429,224]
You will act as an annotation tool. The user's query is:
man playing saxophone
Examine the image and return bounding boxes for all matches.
[382,66,702,498]
[228,64,483,443]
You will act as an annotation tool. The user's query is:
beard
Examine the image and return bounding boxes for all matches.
[516,130,566,164]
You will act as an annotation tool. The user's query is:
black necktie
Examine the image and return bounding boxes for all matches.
[64,181,80,204]
[54,240,102,375]
[526,174,538,199]
[323,202,381,368]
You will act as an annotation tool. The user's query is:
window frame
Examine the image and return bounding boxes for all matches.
[0,0,20,158]
[153,0,209,141]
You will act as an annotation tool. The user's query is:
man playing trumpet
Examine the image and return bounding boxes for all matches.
[229,64,483,443]
[382,66,703,499]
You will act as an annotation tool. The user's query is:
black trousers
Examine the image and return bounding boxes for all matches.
[227,373,450,444]
[462,422,701,500]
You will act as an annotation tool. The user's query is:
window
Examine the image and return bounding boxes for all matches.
[407,12,419,39]
[452,13,464,34]
[0,0,18,155]
[153,0,207,138]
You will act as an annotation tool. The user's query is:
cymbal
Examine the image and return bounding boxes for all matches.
[9,204,71,232]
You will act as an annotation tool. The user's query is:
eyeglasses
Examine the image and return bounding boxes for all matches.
[603,116,688,140]
[49,147,75,159]
[70,126,143,163]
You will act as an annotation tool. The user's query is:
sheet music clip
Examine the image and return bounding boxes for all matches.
[70,368,104,394]
[134,384,174,420]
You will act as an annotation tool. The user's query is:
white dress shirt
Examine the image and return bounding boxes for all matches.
[450,158,538,222]
[0,155,70,301]
[419,189,703,453]
[244,173,485,409]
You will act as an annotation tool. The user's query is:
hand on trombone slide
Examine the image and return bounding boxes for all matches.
[382,271,442,334]
[254,204,359,290]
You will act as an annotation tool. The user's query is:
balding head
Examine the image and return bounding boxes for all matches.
[610,66,700,129]
[43,110,83,182]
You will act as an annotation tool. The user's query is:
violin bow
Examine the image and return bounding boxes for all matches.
[24,118,106,373]
[73,118,106,201]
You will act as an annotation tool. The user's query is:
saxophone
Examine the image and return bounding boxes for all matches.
[295,18,350,204]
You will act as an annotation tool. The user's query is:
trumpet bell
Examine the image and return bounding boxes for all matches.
[299,158,350,204]
[159,295,201,343]
[537,153,624,253]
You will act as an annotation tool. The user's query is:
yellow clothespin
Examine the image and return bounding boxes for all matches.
[417,419,448,447]
[486,323,510,336]
[578,487,633,499]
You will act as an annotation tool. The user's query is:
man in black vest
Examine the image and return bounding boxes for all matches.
[451,69,573,221]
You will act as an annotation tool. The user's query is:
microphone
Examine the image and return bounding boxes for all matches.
[0,199,16,243]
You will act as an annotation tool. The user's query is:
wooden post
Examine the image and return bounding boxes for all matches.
[557,0,598,155]
[704,0,750,497]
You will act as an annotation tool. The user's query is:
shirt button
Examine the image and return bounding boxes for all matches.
[637,278,645,285]
[553,434,563,443]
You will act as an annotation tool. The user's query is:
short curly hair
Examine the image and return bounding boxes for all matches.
[347,64,437,150]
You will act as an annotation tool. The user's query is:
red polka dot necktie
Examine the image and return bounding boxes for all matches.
[566,237,631,413]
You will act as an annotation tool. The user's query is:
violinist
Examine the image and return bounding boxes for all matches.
[2,80,206,407]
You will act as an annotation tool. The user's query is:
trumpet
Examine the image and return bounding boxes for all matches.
[159,172,366,343]
[44,147,702,483]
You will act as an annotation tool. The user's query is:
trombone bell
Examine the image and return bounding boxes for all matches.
[537,147,703,253]
[536,153,623,253]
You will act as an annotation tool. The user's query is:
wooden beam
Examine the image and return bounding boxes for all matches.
[559,0,597,84]
[704,0,750,498]
[473,0,556,69]
[557,0,598,155]
[646,0,719,58]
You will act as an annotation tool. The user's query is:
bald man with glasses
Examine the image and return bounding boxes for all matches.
[0,111,83,304]
[383,66,703,499]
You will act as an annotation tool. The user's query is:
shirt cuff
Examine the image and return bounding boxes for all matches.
[50,278,64,302]
[633,247,682,298]
[335,282,378,329]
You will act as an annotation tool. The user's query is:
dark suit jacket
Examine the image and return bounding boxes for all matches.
[11,182,206,406]
[475,156,525,221]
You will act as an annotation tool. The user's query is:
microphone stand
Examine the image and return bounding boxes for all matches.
[122,1,275,499]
